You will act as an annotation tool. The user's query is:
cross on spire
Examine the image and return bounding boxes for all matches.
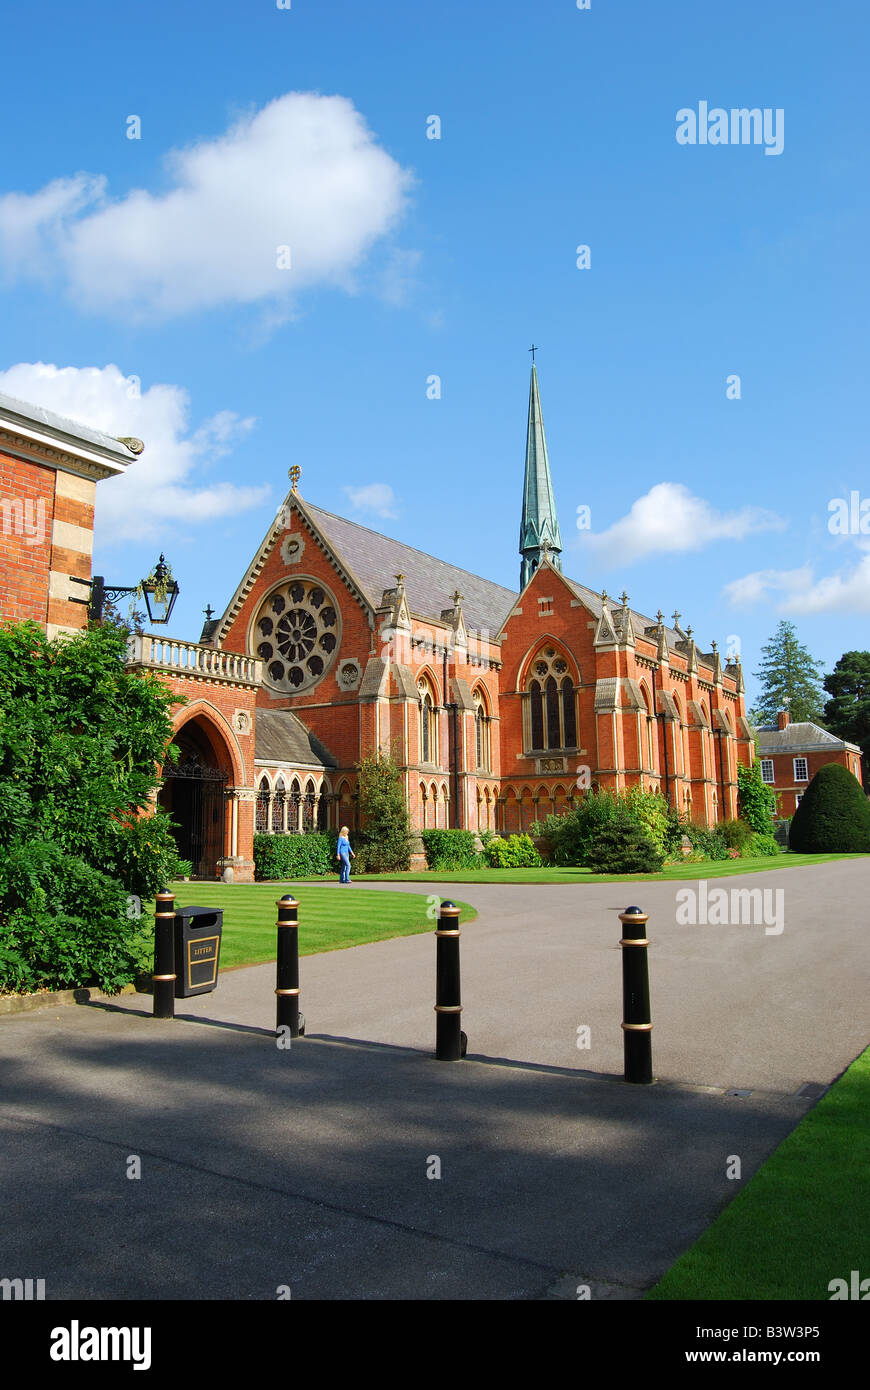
[528,343,539,363]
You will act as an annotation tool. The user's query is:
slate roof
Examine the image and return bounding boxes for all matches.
[255,709,337,769]
[0,390,140,463]
[755,721,860,754]
[303,504,704,651]
[303,502,518,635]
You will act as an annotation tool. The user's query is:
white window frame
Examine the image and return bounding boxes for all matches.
[793,757,809,783]
[760,758,775,784]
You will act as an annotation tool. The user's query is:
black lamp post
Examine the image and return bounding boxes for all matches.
[69,553,179,625]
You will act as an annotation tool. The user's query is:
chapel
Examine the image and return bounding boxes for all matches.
[136,363,753,877]
[0,367,753,881]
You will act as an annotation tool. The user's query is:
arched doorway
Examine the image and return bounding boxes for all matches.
[159,719,229,879]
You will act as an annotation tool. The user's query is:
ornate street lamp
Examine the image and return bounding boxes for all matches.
[69,553,179,625]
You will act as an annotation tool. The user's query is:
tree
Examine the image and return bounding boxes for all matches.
[354,749,411,872]
[751,620,826,726]
[0,619,183,992]
[823,651,870,784]
[737,761,779,832]
[788,762,870,853]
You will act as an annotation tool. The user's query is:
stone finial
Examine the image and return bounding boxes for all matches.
[656,609,665,626]
[619,590,630,607]
[452,589,463,606]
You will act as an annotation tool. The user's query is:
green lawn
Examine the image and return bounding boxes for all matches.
[646,1047,870,1300]
[288,852,868,887]
[154,882,476,969]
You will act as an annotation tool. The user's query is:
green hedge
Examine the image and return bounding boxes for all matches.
[0,840,150,994]
[483,834,542,868]
[420,829,479,870]
[253,832,334,880]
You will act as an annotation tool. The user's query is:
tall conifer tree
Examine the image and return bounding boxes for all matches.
[750,620,825,725]
[823,650,870,782]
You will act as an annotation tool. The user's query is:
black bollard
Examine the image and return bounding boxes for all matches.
[435,901,465,1060]
[619,905,653,1084]
[275,894,303,1038]
[153,891,177,1019]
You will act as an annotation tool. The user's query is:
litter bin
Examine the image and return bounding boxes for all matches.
[173,906,223,998]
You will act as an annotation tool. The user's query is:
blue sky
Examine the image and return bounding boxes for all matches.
[1,0,868,708]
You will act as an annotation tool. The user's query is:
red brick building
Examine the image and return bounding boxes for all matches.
[756,709,863,817]
[0,390,141,639]
[2,371,755,881]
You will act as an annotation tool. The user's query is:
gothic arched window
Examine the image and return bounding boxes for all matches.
[473,687,490,771]
[418,677,438,765]
[256,776,271,834]
[525,648,577,752]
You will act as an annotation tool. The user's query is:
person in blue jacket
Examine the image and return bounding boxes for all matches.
[336,826,355,884]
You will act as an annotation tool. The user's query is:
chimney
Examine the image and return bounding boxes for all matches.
[777,709,790,730]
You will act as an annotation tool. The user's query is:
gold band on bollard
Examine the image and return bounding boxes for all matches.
[621,1022,653,1031]
[275,987,300,996]
[152,974,176,982]
[619,938,650,947]
[439,905,461,917]
[434,1004,462,1013]
[435,929,460,937]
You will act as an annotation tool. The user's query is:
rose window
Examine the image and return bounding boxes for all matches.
[253,580,340,692]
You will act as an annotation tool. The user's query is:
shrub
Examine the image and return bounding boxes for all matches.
[420,829,478,870]
[355,751,411,872]
[719,818,756,855]
[0,840,150,994]
[253,832,334,880]
[749,833,780,856]
[788,763,870,853]
[484,834,542,868]
[533,790,621,866]
[620,787,671,856]
[737,760,779,832]
[584,821,665,874]
[683,825,730,861]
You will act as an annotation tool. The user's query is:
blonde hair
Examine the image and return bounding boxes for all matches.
[340,825,349,835]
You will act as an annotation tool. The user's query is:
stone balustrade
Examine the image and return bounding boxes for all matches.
[127,634,262,687]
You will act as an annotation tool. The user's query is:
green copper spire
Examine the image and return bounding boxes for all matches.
[519,361,563,588]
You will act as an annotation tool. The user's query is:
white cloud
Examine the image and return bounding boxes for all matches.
[0,361,267,541]
[576,482,785,568]
[0,93,414,320]
[343,483,398,519]
[725,556,870,614]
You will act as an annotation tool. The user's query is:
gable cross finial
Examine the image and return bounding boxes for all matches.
[289,465,301,493]
[452,589,463,607]
[672,609,681,629]
[619,590,630,607]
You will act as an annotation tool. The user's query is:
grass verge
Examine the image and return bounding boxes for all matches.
[156,882,476,969]
[646,1046,870,1300]
[288,852,867,886]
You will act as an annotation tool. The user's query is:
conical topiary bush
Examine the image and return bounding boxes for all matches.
[788,762,870,853]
